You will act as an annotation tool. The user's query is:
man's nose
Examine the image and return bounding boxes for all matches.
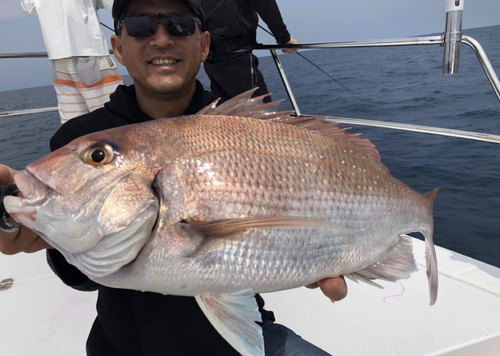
[150,22,175,47]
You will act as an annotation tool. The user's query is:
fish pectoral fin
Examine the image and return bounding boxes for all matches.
[178,215,353,239]
[176,216,353,257]
[349,235,418,286]
[195,290,264,356]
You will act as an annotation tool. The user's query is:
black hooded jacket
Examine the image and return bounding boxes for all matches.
[201,0,291,62]
[47,81,274,356]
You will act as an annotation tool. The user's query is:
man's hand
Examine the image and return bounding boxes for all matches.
[0,164,17,185]
[282,37,299,54]
[0,164,52,254]
[306,276,347,302]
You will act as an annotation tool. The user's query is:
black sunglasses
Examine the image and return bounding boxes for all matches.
[119,15,202,37]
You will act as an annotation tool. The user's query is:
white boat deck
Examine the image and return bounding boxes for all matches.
[1,238,499,356]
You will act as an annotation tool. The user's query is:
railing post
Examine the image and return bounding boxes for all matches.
[269,49,301,116]
[443,0,464,74]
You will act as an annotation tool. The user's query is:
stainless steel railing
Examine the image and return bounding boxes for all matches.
[0,107,58,118]
[253,37,500,144]
[255,35,500,107]
[0,49,113,59]
[1,35,499,144]
[462,36,500,99]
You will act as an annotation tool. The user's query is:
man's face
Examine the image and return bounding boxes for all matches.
[111,0,209,97]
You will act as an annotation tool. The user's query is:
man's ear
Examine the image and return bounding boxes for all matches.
[200,31,210,63]
[111,35,125,66]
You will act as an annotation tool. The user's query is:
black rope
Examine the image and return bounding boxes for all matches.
[257,24,355,96]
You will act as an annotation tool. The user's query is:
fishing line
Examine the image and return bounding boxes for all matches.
[383,281,406,303]
[100,22,114,32]
[257,24,356,96]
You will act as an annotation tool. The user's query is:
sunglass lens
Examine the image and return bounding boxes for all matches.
[125,17,156,37]
[165,16,196,36]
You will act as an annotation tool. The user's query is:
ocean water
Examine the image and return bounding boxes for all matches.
[0,25,499,268]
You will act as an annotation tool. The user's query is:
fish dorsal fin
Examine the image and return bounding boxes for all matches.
[215,94,277,116]
[195,290,264,356]
[197,88,293,119]
[197,89,381,161]
[276,116,381,161]
[196,98,220,115]
[198,88,260,115]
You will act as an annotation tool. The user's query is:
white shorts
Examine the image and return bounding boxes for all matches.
[50,56,123,124]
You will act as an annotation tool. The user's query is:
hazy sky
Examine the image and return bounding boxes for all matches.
[0,0,499,91]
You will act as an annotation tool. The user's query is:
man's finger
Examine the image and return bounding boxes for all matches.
[24,237,53,253]
[0,226,50,255]
[305,282,319,289]
[317,276,348,302]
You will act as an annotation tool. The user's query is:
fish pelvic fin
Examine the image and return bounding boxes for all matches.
[347,235,418,287]
[195,290,264,356]
[176,216,353,257]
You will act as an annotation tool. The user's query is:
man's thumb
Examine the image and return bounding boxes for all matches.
[0,165,17,185]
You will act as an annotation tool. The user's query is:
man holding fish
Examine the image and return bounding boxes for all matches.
[0,0,349,355]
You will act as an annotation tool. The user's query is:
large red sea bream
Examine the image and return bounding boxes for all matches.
[4,90,438,356]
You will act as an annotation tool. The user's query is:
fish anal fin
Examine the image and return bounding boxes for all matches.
[195,290,264,356]
[353,236,418,285]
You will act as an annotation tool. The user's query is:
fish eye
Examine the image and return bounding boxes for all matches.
[91,150,106,163]
[83,143,115,167]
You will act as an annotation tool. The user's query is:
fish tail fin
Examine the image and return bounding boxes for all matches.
[423,226,438,306]
[423,188,439,306]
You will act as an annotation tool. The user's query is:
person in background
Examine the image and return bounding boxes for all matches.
[20,0,123,124]
[1,0,346,355]
[201,0,298,103]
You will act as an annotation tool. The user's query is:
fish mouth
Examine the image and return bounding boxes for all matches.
[13,168,54,203]
[4,169,53,226]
